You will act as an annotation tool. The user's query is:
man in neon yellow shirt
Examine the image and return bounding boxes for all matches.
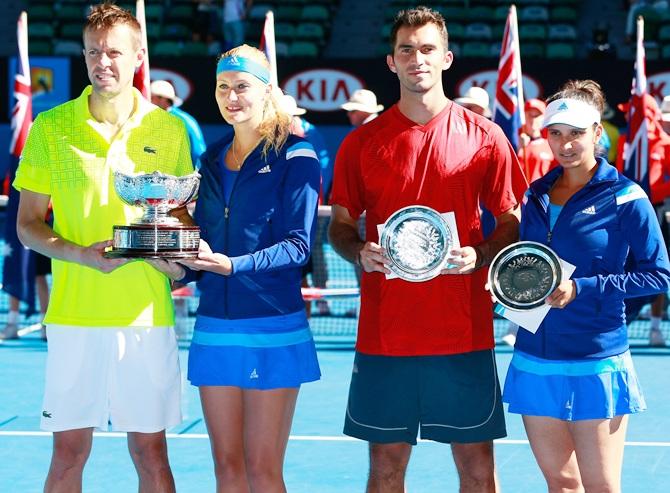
[14,4,191,492]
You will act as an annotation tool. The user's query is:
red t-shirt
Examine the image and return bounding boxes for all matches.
[519,137,557,183]
[330,102,527,356]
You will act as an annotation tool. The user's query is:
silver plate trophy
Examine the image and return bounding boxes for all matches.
[489,241,562,311]
[380,205,453,282]
[104,170,201,259]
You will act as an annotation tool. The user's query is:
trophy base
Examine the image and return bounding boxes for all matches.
[105,224,200,260]
[104,249,198,259]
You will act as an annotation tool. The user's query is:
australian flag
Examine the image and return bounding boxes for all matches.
[493,5,525,152]
[3,11,36,314]
[622,16,650,194]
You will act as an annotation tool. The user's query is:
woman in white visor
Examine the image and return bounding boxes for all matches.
[502,80,670,492]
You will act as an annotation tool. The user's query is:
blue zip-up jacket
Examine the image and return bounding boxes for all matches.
[189,133,320,319]
[515,158,670,360]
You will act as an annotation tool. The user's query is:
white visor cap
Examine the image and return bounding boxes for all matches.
[541,98,601,129]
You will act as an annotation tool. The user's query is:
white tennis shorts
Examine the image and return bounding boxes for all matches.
[41,325,182,433]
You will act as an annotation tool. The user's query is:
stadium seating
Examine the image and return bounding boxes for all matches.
[548,24,578,42]
[462,41,490,58]
[28,23,54,40]
[28,40,51,55]
[16,0,626,62]
[465,23,493,41]
[289,41,319,57]
[152,40,183,57]
[546,42,576,59]
[53,40,82,56]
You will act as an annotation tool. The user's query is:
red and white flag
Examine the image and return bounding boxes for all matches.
[259,10,278,87]
[622,16,650,192]
[133,0,151,99]
[493,5,524,152]
[10,11,32,158]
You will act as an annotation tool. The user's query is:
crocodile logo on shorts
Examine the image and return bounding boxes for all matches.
[42,411,52,418]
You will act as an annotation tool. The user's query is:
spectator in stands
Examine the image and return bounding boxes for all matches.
[503,79,670,493]
[661,95,670,134]
[340,89,385,307]
[193,0,220,50]
[454,85,492,118]
[341,89,384,128]
[223,0,253,50]
[601,103,621,164]
[518,98,557,183]
[151,79,207,169]
[279,93,331,316]
[0,255,51,341]
[616,95,670,346]
[176,44,321,492]
[13,4,192,492]
[280,93,332,199]
[328,7,526,492]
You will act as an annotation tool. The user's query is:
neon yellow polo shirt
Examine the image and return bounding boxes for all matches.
[14,86,194,327]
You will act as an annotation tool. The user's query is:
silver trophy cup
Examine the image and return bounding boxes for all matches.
[104,170,201,258]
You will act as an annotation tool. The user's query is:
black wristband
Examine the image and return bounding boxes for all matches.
[473,245,485,270]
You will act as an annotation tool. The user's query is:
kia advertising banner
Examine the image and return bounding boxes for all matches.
[1,56,670,125]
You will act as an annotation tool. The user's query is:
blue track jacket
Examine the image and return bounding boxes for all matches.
[515,158,670,359]
[190,134,320,319]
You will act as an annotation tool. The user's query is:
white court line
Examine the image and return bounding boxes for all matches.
[1,431,670,447]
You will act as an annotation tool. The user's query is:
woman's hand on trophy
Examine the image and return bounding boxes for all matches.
[79,240,129,273]
[145,258,186,281]
[177,239,233,276]
[545,280,577,309]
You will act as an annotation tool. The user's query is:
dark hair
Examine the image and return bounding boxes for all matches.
[547,79,606,156]
[546,79,605,115]
[84,2,142,49]
[389,6,448,54]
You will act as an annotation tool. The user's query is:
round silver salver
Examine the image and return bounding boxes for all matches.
[489,241,562,311]
[380,205,453,282]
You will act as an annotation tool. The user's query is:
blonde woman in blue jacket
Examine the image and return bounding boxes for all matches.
[175,44,321,492]
[503,80,670,492]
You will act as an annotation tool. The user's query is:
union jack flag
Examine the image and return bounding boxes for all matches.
[9,11,31,158]
[260,10,278,87]
[493,5,525,152]
[622,16,650,193]
[133,0,151,99]
[3,11,37,313]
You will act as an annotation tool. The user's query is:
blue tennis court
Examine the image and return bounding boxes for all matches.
[1,333,670,492]
[2,217,670,492]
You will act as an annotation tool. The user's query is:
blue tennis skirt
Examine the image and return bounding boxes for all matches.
[188,311,321,390]
[502,349,646,421]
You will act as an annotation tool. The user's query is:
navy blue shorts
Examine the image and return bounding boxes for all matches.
[343,350,506,445]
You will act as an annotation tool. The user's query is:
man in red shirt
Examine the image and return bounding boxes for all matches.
[519,98,557,183]
[328,7,527,492]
